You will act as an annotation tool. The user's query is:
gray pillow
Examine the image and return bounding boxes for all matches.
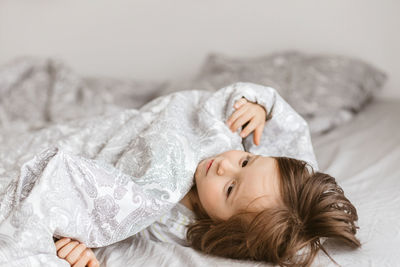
[165,51,387,134]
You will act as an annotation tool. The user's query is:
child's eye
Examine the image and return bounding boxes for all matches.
[227,183,235,197]
[241,158,249,167]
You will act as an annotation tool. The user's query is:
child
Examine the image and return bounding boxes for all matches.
[54,91,360,267]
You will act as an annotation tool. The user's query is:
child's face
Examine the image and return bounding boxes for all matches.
[194,150,281,220]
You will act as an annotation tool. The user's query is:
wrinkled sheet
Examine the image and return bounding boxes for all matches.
[311,98,400,266]
[0,57,165,131]
[0,58,318,266]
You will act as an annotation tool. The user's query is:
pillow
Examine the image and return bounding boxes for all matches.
[164,51,387,134]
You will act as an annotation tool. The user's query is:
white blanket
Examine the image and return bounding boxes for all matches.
[0,80,317,266]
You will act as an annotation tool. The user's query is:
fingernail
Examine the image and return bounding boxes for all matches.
[240,133,245,137]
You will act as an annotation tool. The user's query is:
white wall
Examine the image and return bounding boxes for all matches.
[1,0,399,98]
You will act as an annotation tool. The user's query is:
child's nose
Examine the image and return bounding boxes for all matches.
[217,159,234,176]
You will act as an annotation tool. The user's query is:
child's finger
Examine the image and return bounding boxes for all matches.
[253,124,264,146]
[55,237,71,251]
[234,98,247,109]
[230,112,253,132]
[65,243,87,265]
[227,105,248,126]
[57,241,80,258]
[88,258,100,267]
[239,119,257,138]
[73,249,93,267]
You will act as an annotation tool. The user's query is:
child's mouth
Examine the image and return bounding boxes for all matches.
[206,160,214,174]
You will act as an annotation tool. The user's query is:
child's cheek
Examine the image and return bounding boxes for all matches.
[199,182,221,215]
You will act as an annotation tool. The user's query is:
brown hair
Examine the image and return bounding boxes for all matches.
[186,157,361,267]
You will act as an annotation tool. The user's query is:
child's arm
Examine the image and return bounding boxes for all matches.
[205,82,318,170]
[55,237,99,267]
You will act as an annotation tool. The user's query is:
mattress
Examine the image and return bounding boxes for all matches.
[92,98,400,267]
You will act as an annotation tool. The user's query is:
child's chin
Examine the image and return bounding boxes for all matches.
[195,159,207,176]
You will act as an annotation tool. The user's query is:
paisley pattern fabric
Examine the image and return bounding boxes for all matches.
[0,82,317,266]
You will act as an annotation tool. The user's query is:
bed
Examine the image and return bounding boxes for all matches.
[0,56,399,267]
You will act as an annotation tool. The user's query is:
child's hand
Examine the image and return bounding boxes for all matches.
[226,98,267,146]
[55,237,99,267]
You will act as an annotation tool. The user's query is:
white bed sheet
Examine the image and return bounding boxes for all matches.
[311,98,400,267]
[92,98,400,267]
